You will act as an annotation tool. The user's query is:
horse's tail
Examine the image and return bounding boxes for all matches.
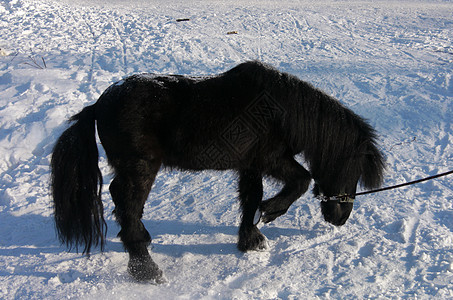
[51,105,106,254]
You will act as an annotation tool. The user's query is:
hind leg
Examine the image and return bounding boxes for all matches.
[260,156,311,223]
[237,169,267,252]
[110,157,165,283]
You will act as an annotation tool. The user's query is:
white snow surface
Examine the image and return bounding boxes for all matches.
[0,0,452,298]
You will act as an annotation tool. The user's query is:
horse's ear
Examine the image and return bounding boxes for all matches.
[359,141,385,189]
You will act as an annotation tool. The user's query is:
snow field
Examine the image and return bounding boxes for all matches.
[0,0,452,298]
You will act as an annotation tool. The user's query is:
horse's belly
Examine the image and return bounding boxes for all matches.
[161,141,240,171]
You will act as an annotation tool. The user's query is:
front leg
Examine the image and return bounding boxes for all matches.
[237,169,268,252]
[261,156,311,223]
[260,195,292,223]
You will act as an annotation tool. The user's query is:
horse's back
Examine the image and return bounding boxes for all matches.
[93,65,287,171]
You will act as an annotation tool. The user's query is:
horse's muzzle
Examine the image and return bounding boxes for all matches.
[320,201,354,226]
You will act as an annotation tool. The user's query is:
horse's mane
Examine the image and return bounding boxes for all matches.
[224,61,385,191]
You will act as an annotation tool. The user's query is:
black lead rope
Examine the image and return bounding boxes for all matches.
[336,169,453,201]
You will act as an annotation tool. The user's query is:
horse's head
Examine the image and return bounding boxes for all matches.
[312,139,384,226]
[313,181,357,226]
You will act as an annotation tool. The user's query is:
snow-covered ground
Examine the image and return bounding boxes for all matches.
[0,0,452,298]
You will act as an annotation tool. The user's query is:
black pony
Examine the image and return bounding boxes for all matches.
[51,61,384,283]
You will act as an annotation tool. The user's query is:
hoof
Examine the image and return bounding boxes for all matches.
[128,256,166,284]
[237,226,269,252]
[260,199,287,223]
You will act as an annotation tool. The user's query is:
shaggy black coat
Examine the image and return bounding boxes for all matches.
[51,61,384,283]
